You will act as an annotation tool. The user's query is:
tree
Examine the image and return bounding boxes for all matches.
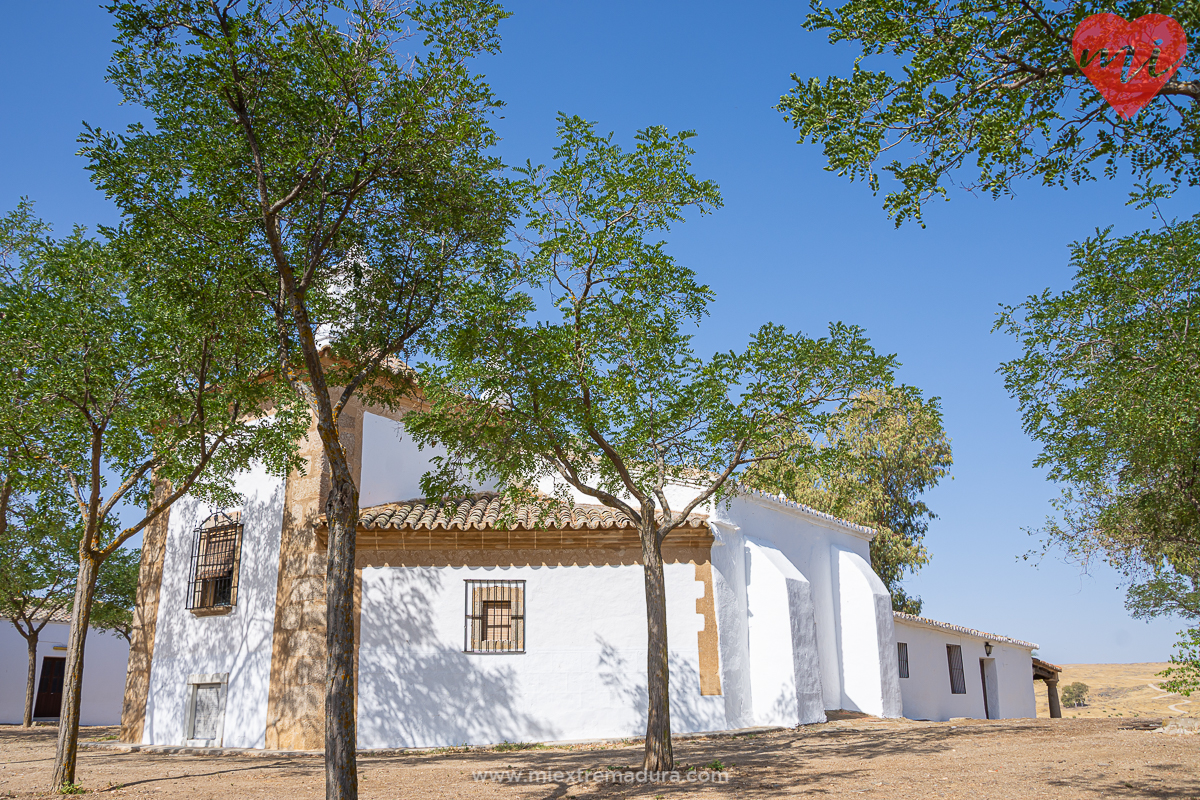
[1161,627,1200,696]
[996,212,1200,695]
[1060,681,1089,707]
[0,476,78,728]
[744,387,952,614]
[89,548,141,645]
[782,0,1200,693]
[0,205,302,790]
[779,0,1200,225]
[408,116,898,771]
[87,3,511,797]
[0,481,142,726]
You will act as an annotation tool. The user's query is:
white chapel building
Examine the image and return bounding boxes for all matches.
[119,402,1039,750]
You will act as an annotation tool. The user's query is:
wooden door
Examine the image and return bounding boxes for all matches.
[979,659,991,719]
[33,656,66,718]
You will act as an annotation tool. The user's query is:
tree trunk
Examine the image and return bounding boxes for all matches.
[23,628,38,727]
[324,457,359,800]
[51,552,101,790]
[641,523,674,772]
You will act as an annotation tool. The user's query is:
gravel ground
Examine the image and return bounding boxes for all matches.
[2,716,1197,799]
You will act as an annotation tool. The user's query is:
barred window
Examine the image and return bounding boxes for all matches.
[897,642,910,679]
[946,644,967,694]
[464,580,525,653]
[186,512,243,611]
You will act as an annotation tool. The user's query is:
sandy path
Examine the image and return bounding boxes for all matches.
[1149,683,1194,716]
[4,717,1200,799]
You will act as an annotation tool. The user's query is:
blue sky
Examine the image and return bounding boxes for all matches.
[1,2,1189,663]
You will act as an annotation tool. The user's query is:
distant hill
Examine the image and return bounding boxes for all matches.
[1035,663,1194,719]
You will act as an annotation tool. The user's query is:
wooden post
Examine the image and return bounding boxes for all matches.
[1046,678,1062,719]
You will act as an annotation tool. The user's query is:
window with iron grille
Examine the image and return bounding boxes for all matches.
[897,642,910,679]
[946,644,967,694]
[186,512,243,611]
[464,580,525,653]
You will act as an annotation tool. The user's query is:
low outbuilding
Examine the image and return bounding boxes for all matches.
[892,612,1038,721]
[0,611,130,725]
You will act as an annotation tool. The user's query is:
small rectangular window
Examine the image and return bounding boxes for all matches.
[464,580,525,653]
[897,642,910,679]
[946,644,966,694]
[186,512,243,611]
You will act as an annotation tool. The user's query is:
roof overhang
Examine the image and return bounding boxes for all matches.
[735,487,878,541]
[316,492,712,551]
[893,611,1039,651]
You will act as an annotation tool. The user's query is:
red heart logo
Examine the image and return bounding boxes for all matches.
[1072,14,1188,119]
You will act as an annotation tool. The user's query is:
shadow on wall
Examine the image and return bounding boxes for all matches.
[596,636,726,735]
[357,569,558,749]
[765,680,826,726]
[147,480,285,748]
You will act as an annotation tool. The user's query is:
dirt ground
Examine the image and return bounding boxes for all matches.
[2,716,1198,800]
[1034,663,1196,720]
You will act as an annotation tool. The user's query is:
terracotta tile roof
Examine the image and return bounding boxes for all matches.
[1032,657,1062,673]
[46,607,73,623]
[5,607,73,625]
[38,607,73,623]
[336,492,710,533]
[893,611,1039,650]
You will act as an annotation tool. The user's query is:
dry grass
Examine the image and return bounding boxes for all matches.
[1035,663,1195,720]
[2,715,1199,799]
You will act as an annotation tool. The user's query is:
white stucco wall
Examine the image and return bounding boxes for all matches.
[893,618,1035,721]
[361,411,499,506]
[533,473,710,521]
[743,538,825,726]
[833,547,903,717]
[713,492,901,717]
[356,560,725,748]
[992,643,1037,719]
[361,411,446,506]
[710,522,752,729]
[142,462,285,747]
[0,620,130,725]
[137,408,1045,747]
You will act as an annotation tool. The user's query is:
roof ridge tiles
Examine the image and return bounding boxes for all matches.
[893,611,1039,650]
[738,486,877,537]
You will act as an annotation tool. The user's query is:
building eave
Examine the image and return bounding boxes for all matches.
[734,487,878,541]
[893,611,1039,651]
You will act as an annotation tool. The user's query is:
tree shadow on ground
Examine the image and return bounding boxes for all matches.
[83,758,316,791]
[1051,763,1200,799]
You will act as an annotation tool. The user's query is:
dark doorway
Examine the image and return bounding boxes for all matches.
[979,662,988,724]
[33,656,66,718]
